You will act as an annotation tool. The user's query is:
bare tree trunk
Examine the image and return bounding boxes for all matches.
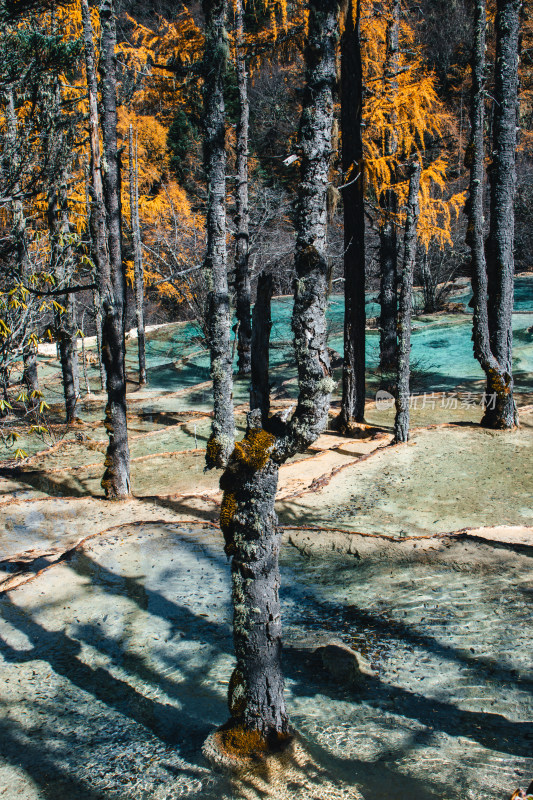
[47,94,80,424]
[379,0,400,373]
[4,88,40,407]
[22,349,39,405]
[80,323,91,395]
[93,289,106,391]
[202,0,235,470]
[466,0,519,429]
[339,0,365,427]
[83,158,106,392]
[86,0,130,497]
[250,271,273,427]
[234,0,252,377]
[421,248,437,313]
[483,0,520,428]
[212,0,338,753]
[394,160,420,443]
[128,125,146,386]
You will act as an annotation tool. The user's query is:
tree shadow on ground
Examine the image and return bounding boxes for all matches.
[1,532,531,799]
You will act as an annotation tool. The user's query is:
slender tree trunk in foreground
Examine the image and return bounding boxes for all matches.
[92,0,130,497]
[483,0,520,428]
[4,89,40,406]
[57,290,80,421]
[394,160,420,443]
[211,0,338,754]
[379,0,400,373]
[203,0,235,470]
[250,271,273,427]
[48,140,80,423]
[234,0,252,376]
[466,0,519,429]
[22,349,39,405]
[81,326,91,395]
[93,289,106,390]
[128,125,146,386]
[339,0,366,427]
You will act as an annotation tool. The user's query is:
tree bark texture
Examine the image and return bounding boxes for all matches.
[128,125,146,386]
[466,0,519,429]
[48,178,80,423]
[340,0,366,426]
[203,0,235,470]
[93,289,107,390]
[46,81,80,424]
[96,0,130,497]
[379,0,400,373]
[218,0,338,746]
[4,88,40,405]
[394,160,420,443]
[250,271,273,427]
[483,0,520,428]
[234,0,252,377]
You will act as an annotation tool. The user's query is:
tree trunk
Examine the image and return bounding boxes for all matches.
[339,0,366,427]
[421,248,436,313]
[202,0,235,470]
[483,0,520,428]
[379,0,400,374]
[466,0,519,429]
[93,289,107,391]
[234,0,252,377]
[394,160,421,443]
[213,0,338,753]
[47,126,80,424]
[57,292,80,422]
[96,0,130,497]
[250,271,273,427]
[221,444,286,741]
[22,349,39,405]
[128,125,146,386]
[80,328,91,395]
[4,88,40,408]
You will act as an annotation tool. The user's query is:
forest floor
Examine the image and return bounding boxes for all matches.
[0,288,532,800]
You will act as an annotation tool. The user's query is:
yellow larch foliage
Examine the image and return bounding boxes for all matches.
[117,108,201,304]
[360,0,462,249]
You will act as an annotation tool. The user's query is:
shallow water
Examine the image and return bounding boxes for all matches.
[0,524,531,799]
[278,421,533,536]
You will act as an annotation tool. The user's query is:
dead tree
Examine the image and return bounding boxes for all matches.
[82,0,130,497]
[213,0,338,750]
[203,0,235,469]
[128,125,146,386]
[394,160,420,443]
[339,0,366,428]
[233,0,252,376]
[379,0,400,373]
[466,0,519,429]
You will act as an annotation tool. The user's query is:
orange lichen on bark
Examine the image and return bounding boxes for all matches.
[233,428,276,472]
[220,491,237,531]
[212,722,292,761]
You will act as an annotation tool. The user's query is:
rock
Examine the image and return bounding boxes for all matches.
[316,641,374,686]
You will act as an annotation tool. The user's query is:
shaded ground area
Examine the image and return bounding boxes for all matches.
[0,524,531,799]
[0,277,532,798]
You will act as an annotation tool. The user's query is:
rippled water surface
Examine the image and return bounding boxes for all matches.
[1,524,531,799]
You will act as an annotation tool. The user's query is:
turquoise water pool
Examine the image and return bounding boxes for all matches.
[136,277,533,395]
